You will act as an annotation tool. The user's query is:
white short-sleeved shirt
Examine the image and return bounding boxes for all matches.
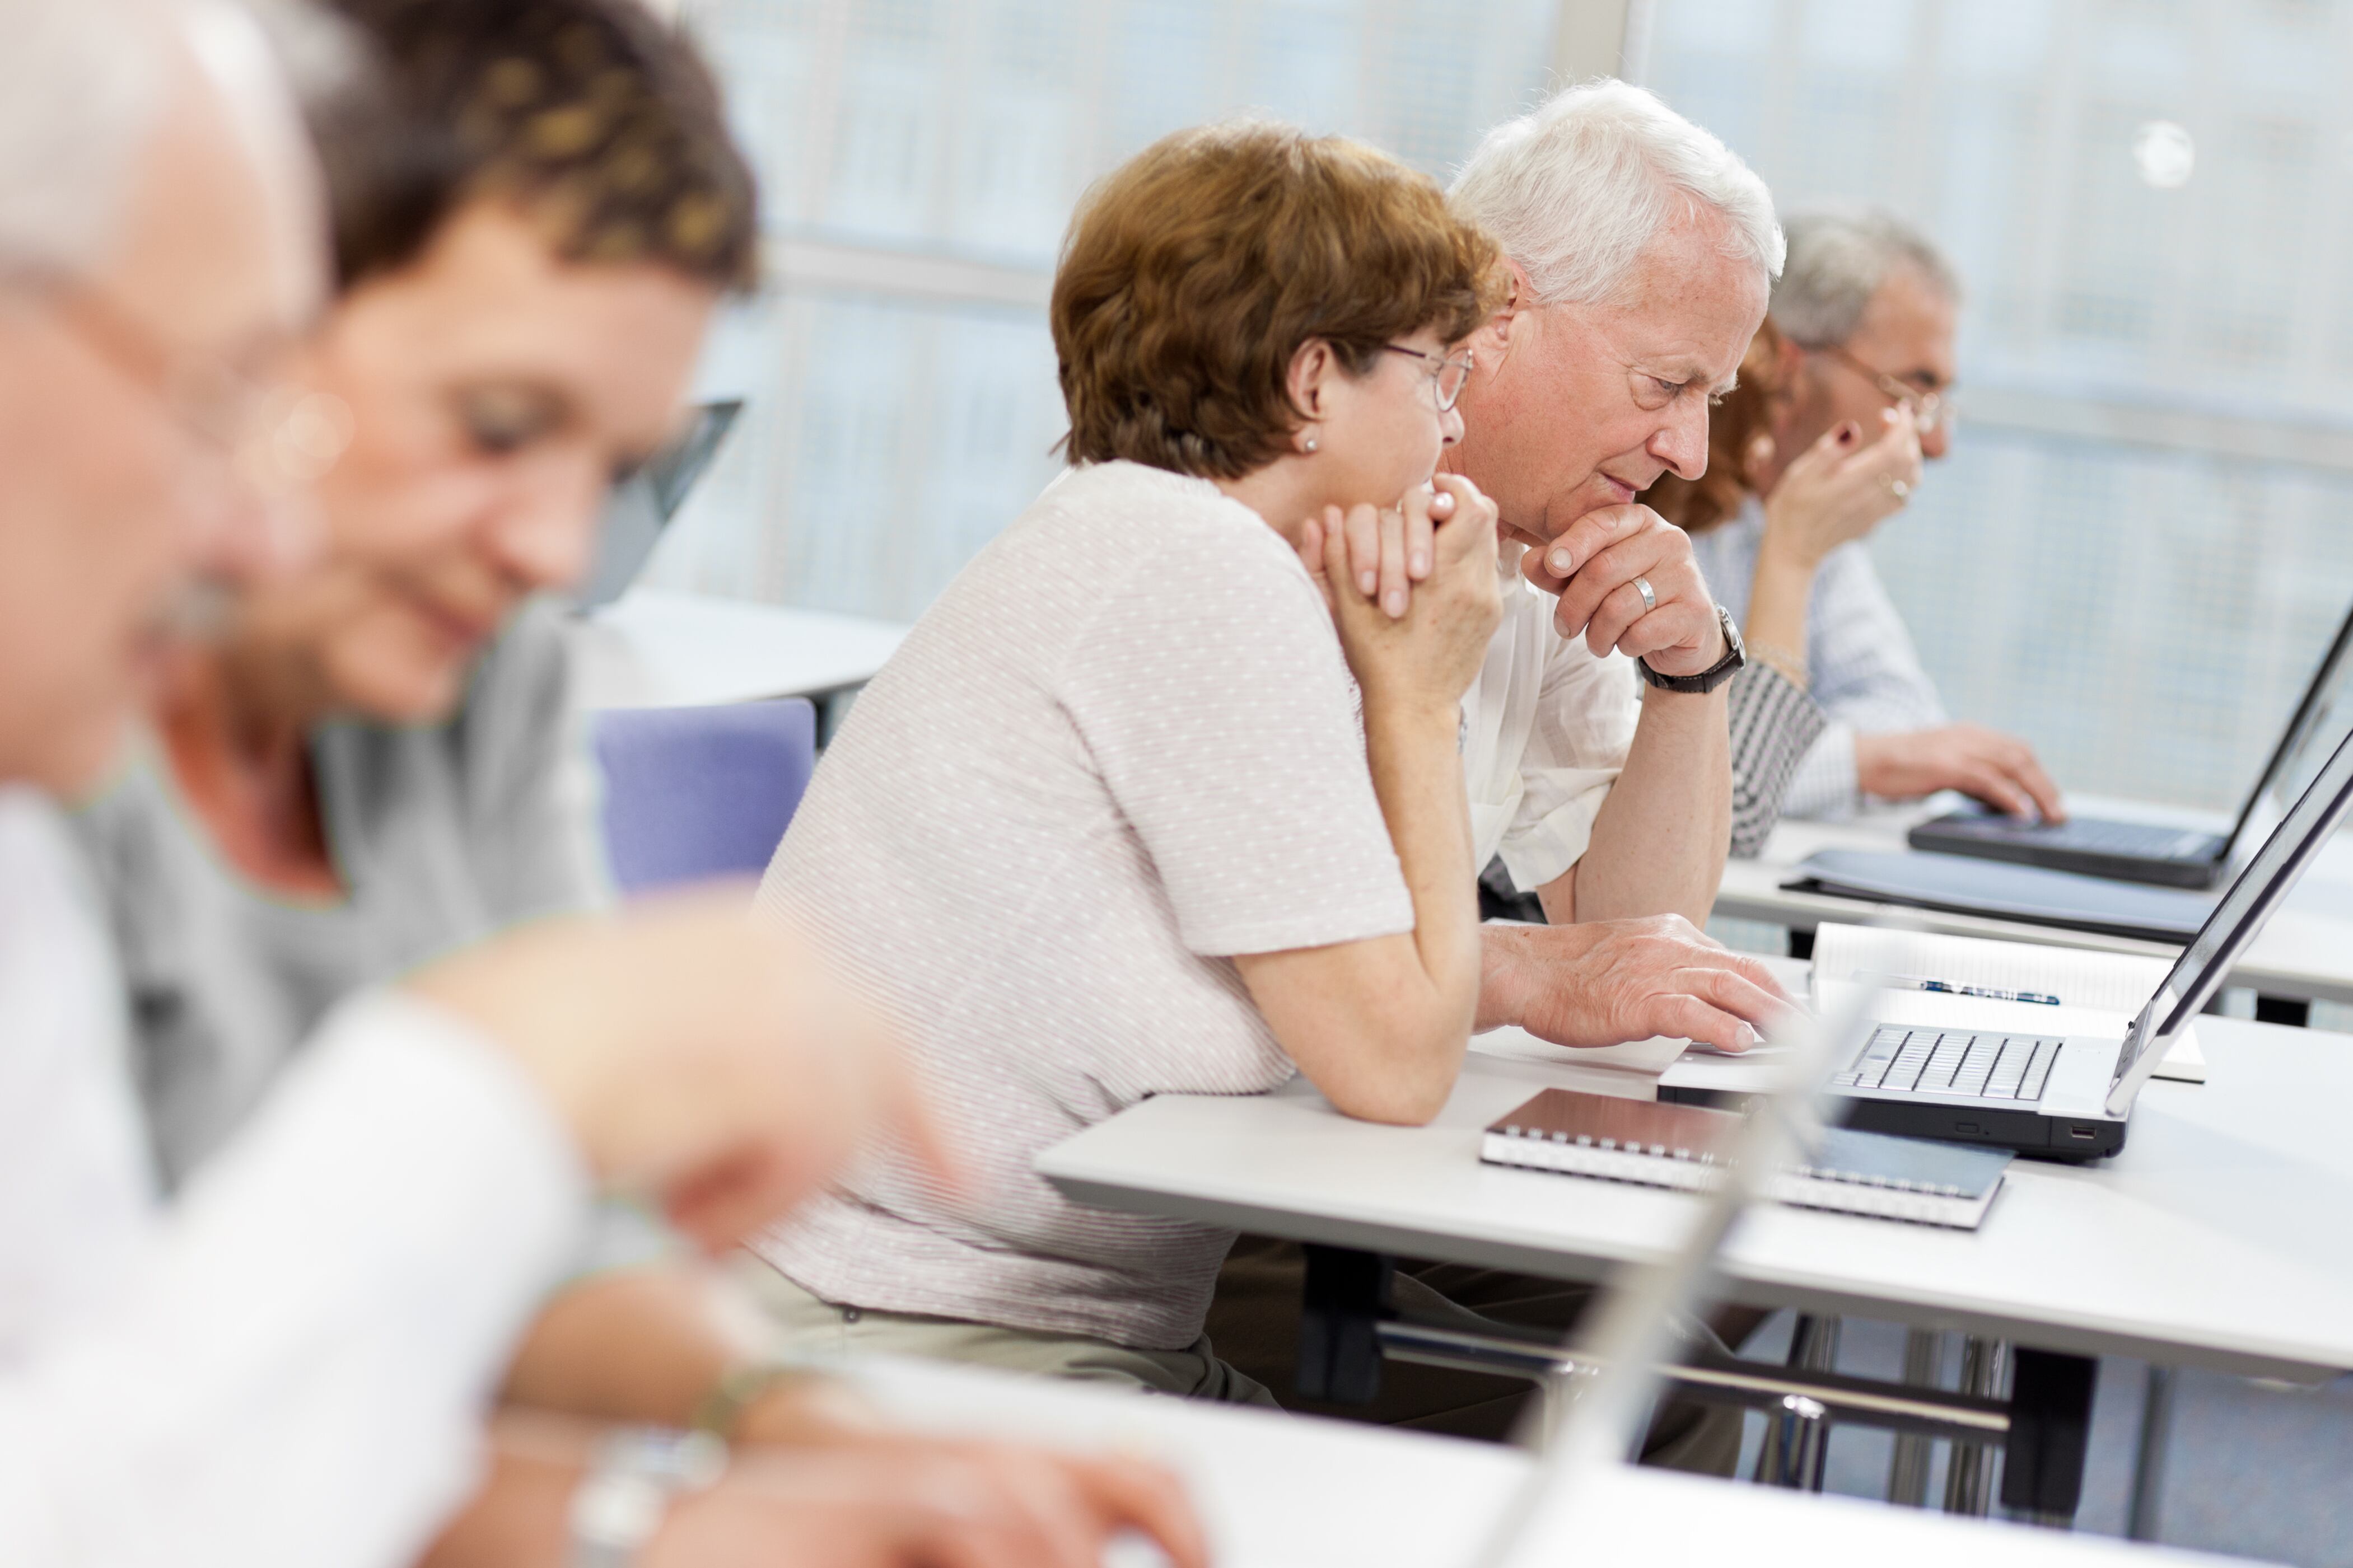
[1464,541,1644,893]
[751,461,1415,1350]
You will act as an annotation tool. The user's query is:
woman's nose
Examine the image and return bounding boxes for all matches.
[486,459,603,591]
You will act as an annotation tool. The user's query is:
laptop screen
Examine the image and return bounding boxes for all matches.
[2118,722,2353,1098]
[2223,597,2353,859]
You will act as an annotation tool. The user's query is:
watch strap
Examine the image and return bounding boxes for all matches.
[1637,603,1747,695]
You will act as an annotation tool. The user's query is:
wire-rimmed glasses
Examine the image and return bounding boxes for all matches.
[1819,343,1954,437]
[1384,343,1474,412]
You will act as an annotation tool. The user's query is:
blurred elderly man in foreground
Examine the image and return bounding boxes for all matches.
[0,6,1203,1568]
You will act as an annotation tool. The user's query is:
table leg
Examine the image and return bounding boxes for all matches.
[1887,1328,1943,1506]
[2000,1348,2096,1525]
[1294,1244,1393,1404]
[2127,1364,2175,1542]
[1943,1337,2006,1514]
[1754,1314,1840,1486]
[1763,1395,1830,1488]
[2254,995,2312,1028]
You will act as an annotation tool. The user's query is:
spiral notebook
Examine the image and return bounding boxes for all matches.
[1482,1087,2012,1229]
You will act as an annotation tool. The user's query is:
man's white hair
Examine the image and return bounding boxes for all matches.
[1771,207,1960,349]
[0,0,174,278]
[1449,79,1782,308]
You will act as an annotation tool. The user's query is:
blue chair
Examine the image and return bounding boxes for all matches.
[592,698,816,896]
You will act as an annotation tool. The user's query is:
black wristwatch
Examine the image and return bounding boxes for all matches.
[1635,603,1747,695]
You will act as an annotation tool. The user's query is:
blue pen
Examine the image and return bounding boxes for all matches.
[1860,971,2061,1006]
[1918,979,2061,1005]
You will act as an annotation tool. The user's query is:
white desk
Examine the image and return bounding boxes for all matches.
[840,1355,2237,1566]
[1039,1016,2353,1384]
[1716,798,2353,1008]
[567,587,908,712]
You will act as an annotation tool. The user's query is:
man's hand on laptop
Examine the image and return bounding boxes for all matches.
[1855,723,2066,822]
[1476,916,1794,1054]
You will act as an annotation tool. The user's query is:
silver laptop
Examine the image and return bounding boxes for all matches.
[1837,721,2353,1161]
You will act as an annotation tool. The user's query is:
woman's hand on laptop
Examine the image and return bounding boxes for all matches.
[1477,915,1795,1054]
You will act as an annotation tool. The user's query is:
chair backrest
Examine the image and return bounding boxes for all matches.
[591,698,816,896]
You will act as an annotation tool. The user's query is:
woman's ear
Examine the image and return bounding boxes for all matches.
[1286,338,1334,453]
[1287,337,1333,420]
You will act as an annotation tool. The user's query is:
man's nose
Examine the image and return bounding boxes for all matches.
[1920,419,1951,461]
[1651,400,1708,481]
[1439,402,1465,446]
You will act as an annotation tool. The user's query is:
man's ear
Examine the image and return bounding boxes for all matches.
[1472,257,1534,368]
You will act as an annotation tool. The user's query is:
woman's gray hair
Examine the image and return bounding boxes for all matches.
[1449,79,1782,308]
[1771,208,1960,349]
[0,0,174,278]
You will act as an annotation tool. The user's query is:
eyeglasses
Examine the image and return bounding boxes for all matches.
[52,284,350,495]
[1383,343,1474,413]
[1818,343,1955,436]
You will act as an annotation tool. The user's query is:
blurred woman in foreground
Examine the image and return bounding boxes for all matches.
[72,1,1203,1563]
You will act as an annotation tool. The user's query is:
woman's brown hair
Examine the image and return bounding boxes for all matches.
[1052,121,1504,480]
[1640,314,1789,533]
[309,0,759,292]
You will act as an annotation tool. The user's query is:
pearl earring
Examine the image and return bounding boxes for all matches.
[1304,435,1318,453]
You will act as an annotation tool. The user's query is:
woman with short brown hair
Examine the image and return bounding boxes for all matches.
[741,121,1510,1397]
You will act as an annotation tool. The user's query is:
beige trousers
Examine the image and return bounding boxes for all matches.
[729,1253,1278,1406]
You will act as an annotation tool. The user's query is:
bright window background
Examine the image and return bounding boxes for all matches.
[657,0,2353,816]
[650,0,1559,623]
[1645,0,2353,813]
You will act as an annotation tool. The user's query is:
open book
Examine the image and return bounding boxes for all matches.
[1809,923,2206,1083]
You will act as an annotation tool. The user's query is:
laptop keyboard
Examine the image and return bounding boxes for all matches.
[2007,818,2217,857]
[1836,1027,2063,1102]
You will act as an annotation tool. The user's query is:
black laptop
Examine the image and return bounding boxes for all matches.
[1908,598,2353,887]
[1828,721,2353,1160]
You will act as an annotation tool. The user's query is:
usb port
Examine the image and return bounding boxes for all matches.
[2068,1125,2099,1141]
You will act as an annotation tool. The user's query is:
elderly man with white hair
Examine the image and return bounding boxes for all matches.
[1322,80,1794,1044]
